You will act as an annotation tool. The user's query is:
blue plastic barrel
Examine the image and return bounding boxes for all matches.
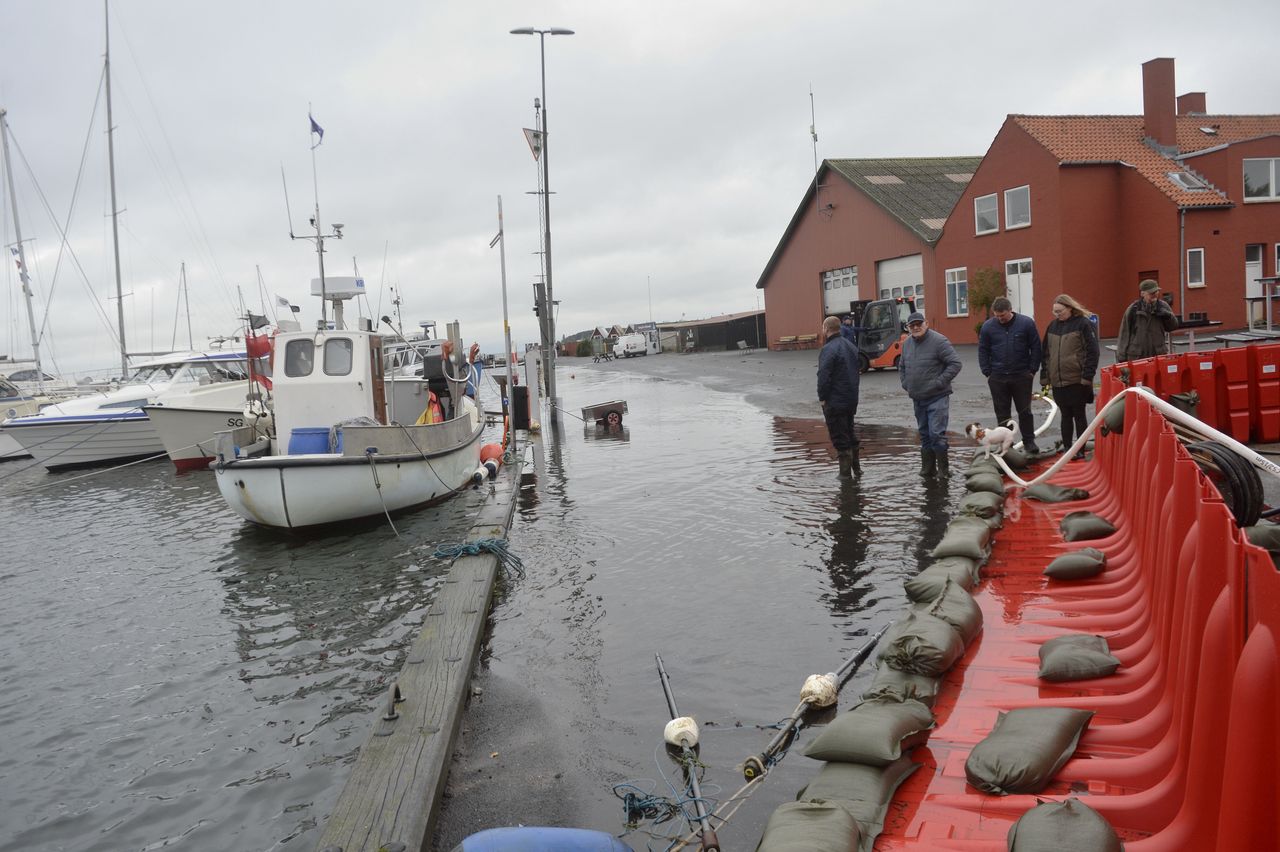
[287,427,330,454]
[454,826,632,851]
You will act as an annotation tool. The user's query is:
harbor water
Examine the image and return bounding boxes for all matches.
[0,364,961,851]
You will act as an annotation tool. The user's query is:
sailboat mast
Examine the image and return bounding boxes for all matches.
[181,261,193,349]
[104,0,128,377]
[0,109,45,394]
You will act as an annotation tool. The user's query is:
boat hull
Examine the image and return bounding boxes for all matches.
[0,430,27,461]
[0,412,164,470]
[144,405,252,472]
[213,419,483,528]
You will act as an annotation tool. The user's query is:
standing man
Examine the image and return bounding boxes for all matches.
[1116,279,1179,362]
[817,315,861,479]
[899,311,963,477]
[840,315,857,343]
[978,296,1043,454]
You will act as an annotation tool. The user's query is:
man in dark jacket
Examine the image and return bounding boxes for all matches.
[978,297,1043,454]
[817,315,861,478]
[1116,279,1179,362]
[899,312,963,476]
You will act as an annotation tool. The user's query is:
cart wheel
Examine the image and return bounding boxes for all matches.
[857,353,870,374]
[605,410,623,427]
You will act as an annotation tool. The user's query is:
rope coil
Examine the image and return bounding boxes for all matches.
[433,537,526,579]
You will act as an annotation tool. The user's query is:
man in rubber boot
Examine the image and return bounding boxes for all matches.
[899,312,962,477]
[978,296,1043,454]
[1116,279,1178,362]
[817,315,861,479]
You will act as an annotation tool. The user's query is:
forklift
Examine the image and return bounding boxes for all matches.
[847,296,916,373]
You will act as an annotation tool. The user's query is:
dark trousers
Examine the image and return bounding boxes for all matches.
[823,406,858,453]
[987,373,1038,450]
[1054,384,1091,451]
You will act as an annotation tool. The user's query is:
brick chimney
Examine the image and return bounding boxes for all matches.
[1142,58,1177,152]
[1177,92,1207,115]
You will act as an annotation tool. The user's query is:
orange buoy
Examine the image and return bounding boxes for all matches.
[480,443,503,464]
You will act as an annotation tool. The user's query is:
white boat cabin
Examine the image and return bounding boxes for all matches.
[272,329,387,452]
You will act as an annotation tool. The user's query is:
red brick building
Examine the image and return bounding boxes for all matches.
[758,58,1280,345]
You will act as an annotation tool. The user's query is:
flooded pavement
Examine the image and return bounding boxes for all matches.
[433,365,967,850]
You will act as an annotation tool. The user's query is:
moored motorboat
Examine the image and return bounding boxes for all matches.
[212,313,483,529]
[0,350,251,471]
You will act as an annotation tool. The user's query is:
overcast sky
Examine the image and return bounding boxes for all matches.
[1,0,1275,377]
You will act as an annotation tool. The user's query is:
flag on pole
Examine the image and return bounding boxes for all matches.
[276,294,291,308]
[309,114,324,146]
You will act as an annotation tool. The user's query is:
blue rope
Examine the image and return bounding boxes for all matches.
[433,537,526,579]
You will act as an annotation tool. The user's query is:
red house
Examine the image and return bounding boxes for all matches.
[758,58,1280,345]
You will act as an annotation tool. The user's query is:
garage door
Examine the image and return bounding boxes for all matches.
[876,255,924,315]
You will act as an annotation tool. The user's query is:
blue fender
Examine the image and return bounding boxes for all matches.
[454,826,633,852]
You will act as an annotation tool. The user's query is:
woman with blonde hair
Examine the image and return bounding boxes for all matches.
[1040,294,1099,458]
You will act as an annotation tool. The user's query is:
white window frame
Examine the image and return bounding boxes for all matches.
[1004,185,1031,230]
[1187,247,1205,288]
[945,267,969,317]
[974,193,998,235]
[1243,158,1279,202]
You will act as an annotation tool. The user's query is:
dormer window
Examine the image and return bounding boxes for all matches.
[1168,171,1208,191]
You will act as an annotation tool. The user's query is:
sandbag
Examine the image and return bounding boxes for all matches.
[1006,797,1124,851]
[1166,389,1200,419]
[1101,395,1125,434]
[959,491,1005,519]
[803,695,934,766]
[1244,523,1280,569]
[1059,511,1117,542]
[798,756,921,852]
[966,471,1006,497]
[756,800,861,852]
[967,456,1002,476]
[931,517,993,561]
[878,610,967,677]
[905,556,980,603]
[913,577,983,646]
[964,708,1094,795]
[1022,483,1089,503]
[1038,634,1121,682]
[1043,547,1107,580]
[1002,446,1030,469]
[861,665,942,708]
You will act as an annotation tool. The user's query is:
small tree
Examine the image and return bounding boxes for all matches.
[576,339,594,357]
[969,266,1006,334]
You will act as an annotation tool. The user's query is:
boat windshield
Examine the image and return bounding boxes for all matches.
[125,363,181,385]
[173,358,253,386]
[0,378,22,399]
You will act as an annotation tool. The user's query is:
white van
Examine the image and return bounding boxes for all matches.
[615,333,649,358]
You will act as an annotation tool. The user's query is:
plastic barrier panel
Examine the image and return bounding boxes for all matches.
[1249,344,1280,442]
[1154,353,1187,399]
[1214,346,1252,442]
[1184,351,1221,431]
[1124,356,1158,391]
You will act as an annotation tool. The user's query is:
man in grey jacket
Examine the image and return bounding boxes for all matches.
[899,312,963,476]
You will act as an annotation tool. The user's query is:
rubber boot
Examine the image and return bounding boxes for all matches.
[920,448,937,477]
[936,449,950,477]
[838,450,853,479]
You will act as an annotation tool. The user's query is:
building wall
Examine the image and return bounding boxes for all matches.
[933,121,1065,342]
[760,173,932,348]
[1058,164,1125,329]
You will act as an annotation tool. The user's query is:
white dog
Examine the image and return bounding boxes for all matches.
[966,419,1017,458]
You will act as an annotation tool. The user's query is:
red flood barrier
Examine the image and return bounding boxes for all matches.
[1248,344,1280,443]
[1214,347,1252,442]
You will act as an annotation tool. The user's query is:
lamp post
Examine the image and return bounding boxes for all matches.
[511,25,573,416]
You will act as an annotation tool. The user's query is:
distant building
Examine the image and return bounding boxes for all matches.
[657,310,766,352]
[758,58,1280,345]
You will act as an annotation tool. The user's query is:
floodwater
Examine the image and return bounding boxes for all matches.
[0,366,961,851]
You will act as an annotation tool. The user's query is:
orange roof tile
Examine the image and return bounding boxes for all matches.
[1012,114,1280,208]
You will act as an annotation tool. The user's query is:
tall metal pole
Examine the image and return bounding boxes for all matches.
[0,110,44,393]
[536,31,559,410]
[496,196,516,446]
[104,0,128,377]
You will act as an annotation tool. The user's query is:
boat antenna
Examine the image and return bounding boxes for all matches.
[809,84,819,175]
[493,195,516,446]
[288,106,341,329]
[104,0,128,378]
[0,108,45,394]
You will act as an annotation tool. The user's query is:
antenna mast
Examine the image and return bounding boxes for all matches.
[105,0,128,377]
[0,110,45,393]
[809,85,819,174]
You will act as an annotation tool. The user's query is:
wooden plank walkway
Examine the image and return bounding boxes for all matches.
[315,445,527,852]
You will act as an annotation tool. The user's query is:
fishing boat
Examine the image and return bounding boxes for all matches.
[0,350,253,471]
[211,277,484,528]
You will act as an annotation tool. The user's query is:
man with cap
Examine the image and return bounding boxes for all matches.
[978,296,1042,454]
[899,311,963,476]
[817,315,861,478]
[1116,279,1178,362]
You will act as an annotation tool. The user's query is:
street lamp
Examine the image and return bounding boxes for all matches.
[511,25,573,416]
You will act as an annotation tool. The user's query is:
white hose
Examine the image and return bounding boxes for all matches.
[993,384,1280,488]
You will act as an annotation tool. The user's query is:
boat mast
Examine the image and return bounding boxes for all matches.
[104,0,128,377]
[0,109,45,394]
[180,261,193,349]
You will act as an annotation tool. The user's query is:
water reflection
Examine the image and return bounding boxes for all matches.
[582,423,630,443]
